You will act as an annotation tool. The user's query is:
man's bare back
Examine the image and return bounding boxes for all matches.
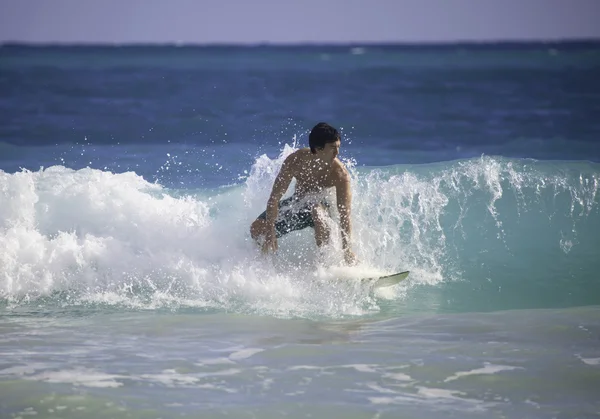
[250,123,356,265]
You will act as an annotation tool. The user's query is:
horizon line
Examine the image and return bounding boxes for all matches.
[2,37,600,48]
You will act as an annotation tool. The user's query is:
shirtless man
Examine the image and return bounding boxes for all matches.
[250,122,357,265]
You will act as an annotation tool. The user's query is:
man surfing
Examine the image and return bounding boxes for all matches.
[250,122,357,265]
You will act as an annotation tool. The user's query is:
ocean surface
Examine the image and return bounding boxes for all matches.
[1,42,599,418]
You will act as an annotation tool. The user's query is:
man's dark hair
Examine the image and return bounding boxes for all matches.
[309,122,340,154]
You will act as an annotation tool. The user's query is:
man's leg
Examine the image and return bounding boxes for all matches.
[312,205,330,247]
[250,218,269,241]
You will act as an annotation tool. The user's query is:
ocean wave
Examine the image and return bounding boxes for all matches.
[1,154,598,316]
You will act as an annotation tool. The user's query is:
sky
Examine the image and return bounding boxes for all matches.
[1,0,599,44]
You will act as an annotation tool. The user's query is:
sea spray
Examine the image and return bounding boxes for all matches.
[1,152,599,315]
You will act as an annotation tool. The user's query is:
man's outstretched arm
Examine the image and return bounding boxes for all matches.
[263,156,295,252]
[336,169,356,264]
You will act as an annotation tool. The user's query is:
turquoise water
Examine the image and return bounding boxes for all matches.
[1,43,600,418]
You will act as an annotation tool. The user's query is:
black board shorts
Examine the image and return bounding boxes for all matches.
[256,196,327,238]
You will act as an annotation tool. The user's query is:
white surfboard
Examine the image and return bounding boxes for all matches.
[360,271,410,289]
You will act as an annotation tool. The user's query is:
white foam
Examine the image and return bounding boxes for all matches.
[367,388,476,407]
[342,364,378,373]
[0,152,450,317]
[578,356,600,366]
[0,363,52,376]
[383,372,413,381]
[0,166,212,298]
[228,348,264,361]
[4,152,599,319]
[366,382,399,394]
[139,369,200,387]
[368,396,398,405]
[14,407,38,417]
[29,368,124,388]
[444,363,522,382]
[417,387,468,399]
[288,365,323,371]
[364,386,489,413]
[196,357,236,366]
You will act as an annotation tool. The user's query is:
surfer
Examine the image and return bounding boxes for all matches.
[250,122,357,265]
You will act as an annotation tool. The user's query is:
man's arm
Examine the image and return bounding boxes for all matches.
[262,154,295,252]
[266,156,295,223]
[335,166,356,264]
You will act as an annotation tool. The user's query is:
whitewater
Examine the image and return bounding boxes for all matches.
[2,147,598,315]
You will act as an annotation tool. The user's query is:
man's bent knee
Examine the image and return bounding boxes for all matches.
[250,218,266,240]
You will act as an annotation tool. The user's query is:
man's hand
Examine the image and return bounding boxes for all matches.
[262,226,278,254]
[344,248,357,266]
